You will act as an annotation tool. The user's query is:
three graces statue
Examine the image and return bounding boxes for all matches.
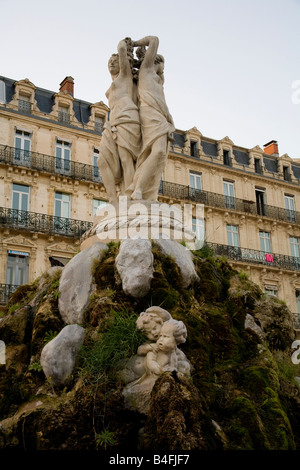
[97,36,175,204]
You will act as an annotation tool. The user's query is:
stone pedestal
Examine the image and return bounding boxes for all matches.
[80,198,196,251]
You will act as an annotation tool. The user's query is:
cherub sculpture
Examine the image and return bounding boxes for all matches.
[122,307,191,414]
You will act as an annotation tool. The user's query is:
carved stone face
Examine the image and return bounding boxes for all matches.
[108,55,120,76]
[142,317,163,341]
[157,324,177,353]
[155,61,164,75]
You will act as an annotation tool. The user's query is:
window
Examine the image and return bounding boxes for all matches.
[93,148,101,181]
[223,150,231,166]
[227,225,239,247]
[259,231,271,253]
[12,184,30,211]
[192,217,205,245]
[255,188,266,216]
[159,175,164,194]
[18,94,31,114]
[285,195,296,222]
[265,285,278,297]
[223,180,235,209]
[58,104,70,124]
[12,184,30,225]
[54,192,71,234]
[190,140,198,158]
[296,290,300,317]
[6,251,29,286]
[290,237,300,258]
[95,116,104,134]
[189,171,202,196]
[14,129,31,166]
[55,140,71,175]
[0,79,6,104]
[54,192,70,219]
[283,166,291,182]
[93,199,107,219]
[254,158,263,174]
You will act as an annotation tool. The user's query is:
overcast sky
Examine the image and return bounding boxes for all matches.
[1,0,299,157]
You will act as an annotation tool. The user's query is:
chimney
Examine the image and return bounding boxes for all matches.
[59,76,74,96]
[263,140,279,156]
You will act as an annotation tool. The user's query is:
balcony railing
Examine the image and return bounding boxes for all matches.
[0,284,19,304]
[0,144,103,184]
[207,242,300,272]
[0,207,92,238]
[1,144,300,227]
[158,181,300,225]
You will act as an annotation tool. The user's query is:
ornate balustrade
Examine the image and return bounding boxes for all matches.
[0,207,92,238]
[1,144,300,225]
[207,242,300,272]
[0,284,19,304]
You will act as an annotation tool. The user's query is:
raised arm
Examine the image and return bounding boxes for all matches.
[117,39,132,77]
[133,36,159,69]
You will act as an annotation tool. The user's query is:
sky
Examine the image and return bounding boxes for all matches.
[1,0,300,157]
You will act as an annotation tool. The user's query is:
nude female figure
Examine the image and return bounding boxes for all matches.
[97,39,141,203]
[126,36,175,201]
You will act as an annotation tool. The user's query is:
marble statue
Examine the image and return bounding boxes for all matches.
[122,307,191,414]
[142,318,188,376]
[97,36,174,204]
[126,36,175,201]
[97,39,141,203]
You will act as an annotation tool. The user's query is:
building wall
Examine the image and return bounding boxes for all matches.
[1,75,300,319]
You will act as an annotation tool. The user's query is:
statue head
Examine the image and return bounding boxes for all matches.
[156,319,187,353]
[157,319,187,353]
[154,54,165,75]
[108,53,120,77]
[136,306,171,341]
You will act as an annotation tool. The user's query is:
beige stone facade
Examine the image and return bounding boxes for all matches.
[1,75,300,326]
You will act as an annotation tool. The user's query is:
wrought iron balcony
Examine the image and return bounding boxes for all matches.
[207,242,300,272]
[158,181,300,225]
[0,207,92,238]
[1,144,300,227]
[0,144,103,184]
[0,283,19,304]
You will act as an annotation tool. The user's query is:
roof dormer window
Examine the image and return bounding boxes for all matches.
[283,165,292,182]
[223,149,232,166]
[254,158,264,174]
[190,140,199,158]
[0,80,6,104]
[18,94,32,114]
[58,104,70,124]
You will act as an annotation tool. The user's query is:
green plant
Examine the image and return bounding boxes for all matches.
[238,270,249,281]
[193,242,215,259]
[79,309,145,379]
[29,362,43,372]
[276,357,300,384]
[7,303,22,314]
[44,330,58,343]
[96,428,116,449]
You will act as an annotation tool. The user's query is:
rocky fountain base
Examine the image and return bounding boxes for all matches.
[40,198,200,415]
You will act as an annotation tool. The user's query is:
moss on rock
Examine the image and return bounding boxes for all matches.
[0,245,300,451]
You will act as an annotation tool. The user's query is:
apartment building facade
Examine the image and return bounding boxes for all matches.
[1,75,300,326]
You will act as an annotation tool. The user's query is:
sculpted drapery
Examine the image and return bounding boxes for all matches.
[97,36,174,203]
